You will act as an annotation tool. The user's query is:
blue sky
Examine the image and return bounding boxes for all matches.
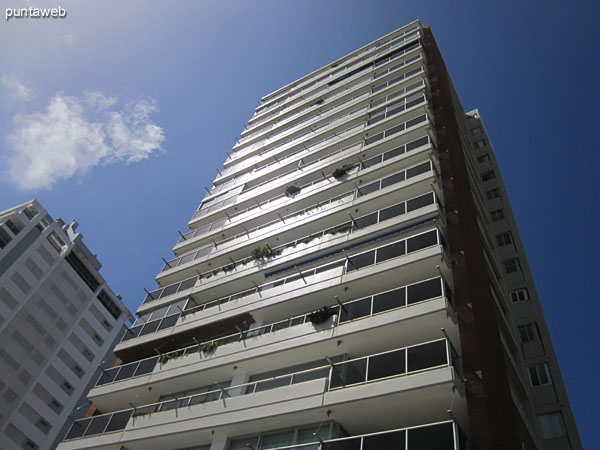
[0,0,597,445]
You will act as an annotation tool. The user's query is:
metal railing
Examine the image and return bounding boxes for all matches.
[105,275,451,387]
[67,338,457,441]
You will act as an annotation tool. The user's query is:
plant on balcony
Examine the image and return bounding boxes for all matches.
[331,164,356,179]
[250,245,274,261]
[325,222,352,235]
[222,263,235,273]
[200,341,219,355]
[158,350,185,365]
[308,306,335,325]
[285,185,301,197]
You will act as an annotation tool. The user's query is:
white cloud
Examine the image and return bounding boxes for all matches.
[1,74,33,101]
[5,91,165,190]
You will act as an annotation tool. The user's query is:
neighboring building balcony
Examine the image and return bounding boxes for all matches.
[117,225,450,358]
[90,276,456,410]
[60,339,464,449]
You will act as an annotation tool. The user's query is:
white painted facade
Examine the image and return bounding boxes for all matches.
[0,200,131,450]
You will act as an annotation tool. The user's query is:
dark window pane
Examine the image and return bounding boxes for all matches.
[406,230,437,253]
[407,340,447,372]
[383,145,405,161]
[65,419,90,440]
[406,114,427,128]
[381,172,405,189]
[330,359,367,388]
[339,298,372,323]
[376,241,406,263]
[121,325,142,341]
[389,75,405,85]
[161,283,179,298]
[368,349,406,380]
[178,277,197,292]
[386,104,405,117]
[347,250,375,272]
[406,162,430,179]
[406,193,434,212]
[363,430,406,450]
[365,133,383,145]
[406,136,429,152]
[134,357,158,376]
[96,367,118,386]
[408,422,454,450]
[104,410,133,432]
[353,213,378,230]
[178,253,195,266]
[114,363,137,381]
[357,181,380,198]
[373,287,406,313]
[367,115,385,126]
[158,314,180,331]
[384,123,405,137]
[139,320,161,336]
[323,437,361,450]
[407,279,442,305]
[84,415,111,436]
[362,155,382,169]
[380,204,405,223]
[406,98,424,109]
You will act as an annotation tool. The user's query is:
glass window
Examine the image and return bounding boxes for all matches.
[357,181,380,198]
[340,297,372,322]
[408,422,454,449]
[481,170,496,182]
[486,188,500,200]
[368,349,405,380]
[363,430,405,450]
[381,172,405,189]
[510,288,529,303]
[529,363,552,386]
[376,241,406,263]
[407,340,447,372]
[353,212,378,230]
[383,145,405,161]
[373,287,405,313]
[490,209,505,222]
[407,278,442,304]
[518,323,539,343]
[538,412,567,439]
[406,230,438,253]
[406,192,434,212]
[477,154,491,163]
[379,203,405,221]
[406,161,430,179]
[503,258,520,274]
[347,250,375,272]
[495,232,512,247]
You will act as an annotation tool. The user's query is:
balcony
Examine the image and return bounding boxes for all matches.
[94,276,453,395]
[118,223,447,354]
[62,339,463,448]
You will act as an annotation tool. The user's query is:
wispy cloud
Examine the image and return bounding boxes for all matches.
[5,91,165,190]
[1,74,33,101]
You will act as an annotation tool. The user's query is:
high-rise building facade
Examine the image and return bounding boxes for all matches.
[58,21,580,450]
[0,200,131,450]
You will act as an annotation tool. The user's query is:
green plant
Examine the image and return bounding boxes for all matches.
[250,245,274,261]
[326,222,352,235]
[285,185,301,197]
[200,341,219,354]
[223,263,235,273]
[158,351,185,364]
[331,164,355,179]
[308,306,335,325]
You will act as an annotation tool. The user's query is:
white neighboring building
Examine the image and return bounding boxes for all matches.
[0,200,132,450]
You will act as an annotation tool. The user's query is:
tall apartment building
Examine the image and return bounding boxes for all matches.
[59,21,581,450]
[0,200,131,450]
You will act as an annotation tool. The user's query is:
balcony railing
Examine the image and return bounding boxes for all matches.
[180,128,430,250]
[67,338,459,441]
[128,199,441,342]
[126,223,445,343]
[274,420,463,450]
[168,152,433,276]
[101,275,451,387]
[220,48,424,180]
